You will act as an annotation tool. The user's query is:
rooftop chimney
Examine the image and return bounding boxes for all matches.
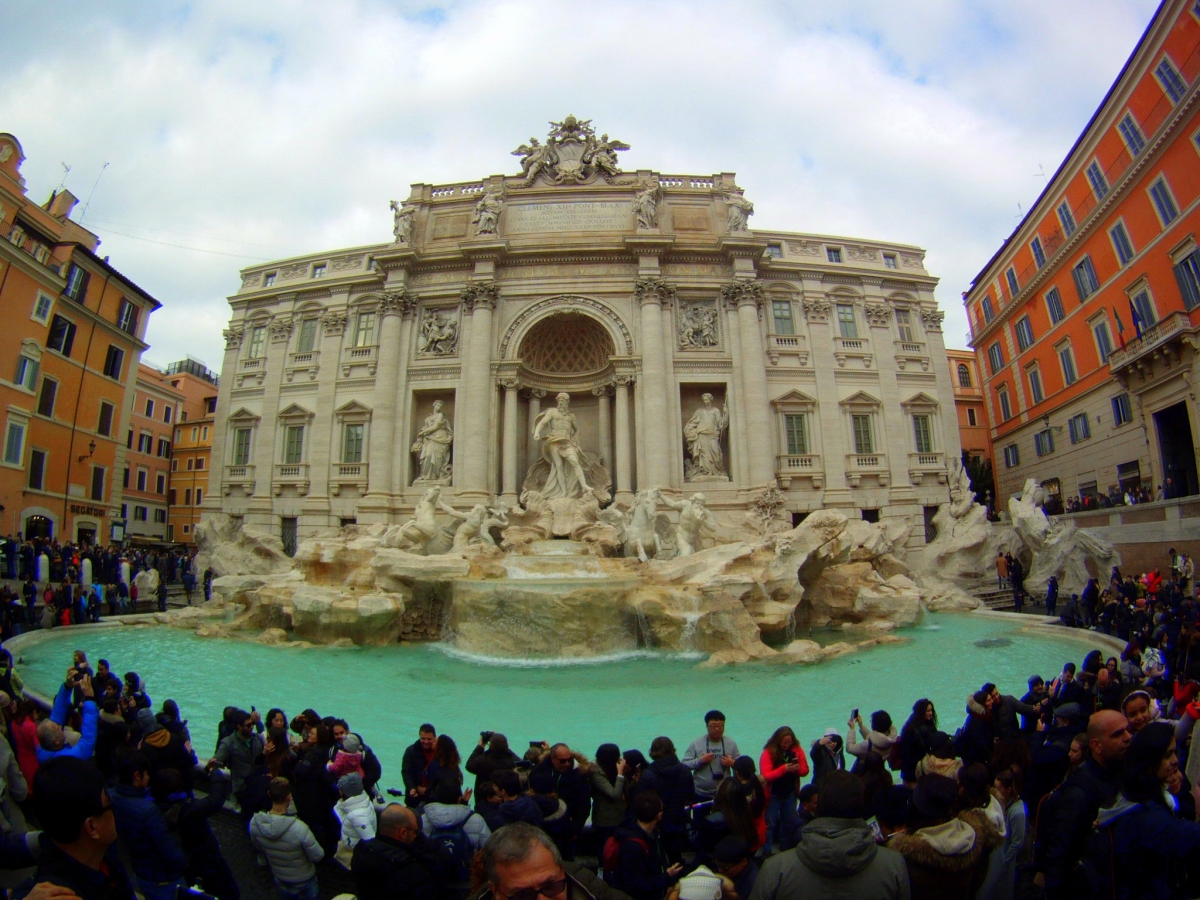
[44,189,79,220]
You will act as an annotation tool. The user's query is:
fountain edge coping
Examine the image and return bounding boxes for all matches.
[969,608,1128,655]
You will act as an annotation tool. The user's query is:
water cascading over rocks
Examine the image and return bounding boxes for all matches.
[176,504,979,665]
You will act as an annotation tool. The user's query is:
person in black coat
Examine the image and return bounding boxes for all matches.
[291,728,341,856]
[956,688,997,767]
[401,724,439,808]
[466,733,521,808]
[1045,575,1059,616]
[808,730,846,785]
[353,804,453,900]
[153,766,240,900]
[531,743,592,854]
[631,736,694,865]
[898,699,940,784]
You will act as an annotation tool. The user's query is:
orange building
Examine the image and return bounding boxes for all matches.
[966,0,1200,511]
[164,358,218,544]
[122,363,183,543]
[947,348,992,468]
[0,133,160,544]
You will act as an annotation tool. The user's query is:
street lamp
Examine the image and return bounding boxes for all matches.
[77,439,96,464]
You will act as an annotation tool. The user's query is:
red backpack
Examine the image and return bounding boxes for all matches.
[601,834,648,886]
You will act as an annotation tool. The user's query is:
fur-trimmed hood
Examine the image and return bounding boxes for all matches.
[887,809,1001,874]
[966,694,989,719]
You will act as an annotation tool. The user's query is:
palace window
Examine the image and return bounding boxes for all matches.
[1086,161,1109,199]
[1112,394,1133,426]
[353,311,377,347]
[895,308,915,342]
[1058,341,1078,385]
[247,326,266,359]
[232,428,252,466]
[97,401,114,437]
[1155,56,1188,103]
[998,388,1012,422]
[784,414,808,455]
[91,466,106,502]
[1130,288,1157,329]
[28,450,45,489]
[1148,176,1179,226]
[1031,237,1046,269]
[343,423,364,464]
[987,342,1005,375]
[103,345,125,380]
[912,415,933,454]
[827,247,842,263]
[1068,413,1091,444]
[3,421,24,465]
[851,415,873,454]
[14,354,38,391]
[1015,316,1034,351]
[297,318,318,352]
[836,304,857,339]
[1175,248,1200,309]
[283,425,305,465]
[1057,201,1076,237]
[1034,429,1055,456]
[1003,444,1020,468]
[37,378,57,418]
[1005,267,1019,298]
[1028,367,1044,404]
[957,364,971,387]
[981,295,995,323]
[116,299,139,335]
[883,253,898,269]
[46,315,76,356]
[1092,317,1114,364]
[63,264,90,303]
[1118,113,1146,156]
[967,408,977,426]
[32,292,52,324]
[1110,222,1135,266]
[1046,287,1065,324]
[771,301,795,335]
[1071,256,1099,302]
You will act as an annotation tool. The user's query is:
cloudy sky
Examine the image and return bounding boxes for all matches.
[2,0,1159,369]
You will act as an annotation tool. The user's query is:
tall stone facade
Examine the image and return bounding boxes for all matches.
[206,117,959,548]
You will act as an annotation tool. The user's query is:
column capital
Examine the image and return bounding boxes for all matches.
[461,282,499,312]
[223,327,244,349]
[802,298,832,323]
[920,308,945,332]
[612,375,636,387]
[720,280,765,311]
[379,288,417,318]
[591,385,611,398]
[633,278,675,307]
[528,388,547,400]
[500,377,522,391]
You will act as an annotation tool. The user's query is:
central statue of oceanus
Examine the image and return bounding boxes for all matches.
[520,392,611,506]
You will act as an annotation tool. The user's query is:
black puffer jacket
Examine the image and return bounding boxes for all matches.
[632,755,695,838]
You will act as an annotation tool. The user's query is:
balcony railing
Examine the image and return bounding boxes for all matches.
[894,339,930,371]
[273,463,310,496]
[1107,311,1191,370]
[330,462,369,496]
[341,345,378,376]
[4,224,64,276]
[834,337,872,368]
[908,451,947,484]
[223,464,256,495]
[766,333,809,366]
[776,453,823,490]
[845,452,888,488]
[285,350,320,382]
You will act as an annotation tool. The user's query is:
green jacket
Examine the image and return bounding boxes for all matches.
[749,817,910,900]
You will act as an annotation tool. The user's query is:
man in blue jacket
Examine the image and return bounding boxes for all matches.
[36,671,98,763]
[110,747,189,900]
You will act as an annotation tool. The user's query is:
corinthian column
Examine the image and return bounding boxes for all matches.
[527,389,545,473]
[613,377,633,502]
[722,281,775,486]
[501,378,521,501]
[457,283,498,496]
[634,279,674,488]
[366,291,412,503]
[593,385,611,468]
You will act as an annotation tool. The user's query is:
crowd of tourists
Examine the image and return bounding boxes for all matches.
[0,623,1197,900]
[1039,481,1181,516]
[0,538,212,642]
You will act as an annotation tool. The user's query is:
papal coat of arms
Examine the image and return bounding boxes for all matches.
[511,115,631,186]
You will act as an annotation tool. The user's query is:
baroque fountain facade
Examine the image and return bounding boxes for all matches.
[183,117,1119,663]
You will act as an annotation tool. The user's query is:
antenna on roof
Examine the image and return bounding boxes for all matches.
[1033,164,1047,183]
[1015,202,1023,219]
[56,162,72,192]
[79,162,110,223]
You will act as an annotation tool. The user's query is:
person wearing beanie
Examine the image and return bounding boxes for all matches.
[328,733,365,780]
[334,772,377,856]
[137,706,196,792]
[886,773,1001,900]
[748,771,907,900]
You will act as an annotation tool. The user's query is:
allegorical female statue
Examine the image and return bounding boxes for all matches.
[532,393,591,499]
[412,400,453,484]
[684,393,729,479]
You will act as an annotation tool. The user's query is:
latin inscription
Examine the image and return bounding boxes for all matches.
[505,202,631,234]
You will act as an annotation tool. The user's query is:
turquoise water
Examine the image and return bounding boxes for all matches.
[14,615,1097,786]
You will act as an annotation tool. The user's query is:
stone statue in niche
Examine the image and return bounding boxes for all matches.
[678,302,719,350]
[723,190,754,233]
[412,400,453,484]
[684,393,729,481]
[532,393,592,499]
[472,187,503,236]
[633,182,661,230]
[389,200,414,244]
[659,492,718,557]
[416,310,459,356]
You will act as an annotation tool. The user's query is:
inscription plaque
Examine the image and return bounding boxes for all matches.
[505,201,631,234]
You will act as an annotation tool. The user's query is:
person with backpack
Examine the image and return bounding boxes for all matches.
[1086,721,1200,900]
[422,774,491,854]
[1036,709,1130,900]
[353,803,453,900]
[607,790,682,900]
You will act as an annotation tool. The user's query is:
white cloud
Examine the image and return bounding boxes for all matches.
[0,0,1159,364]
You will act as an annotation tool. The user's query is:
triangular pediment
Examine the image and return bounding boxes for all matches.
[771,389,818,409]
[277,403,314,420]
[334,400,372,416]
[227,407,260,424]
[839,390,880,408]
[901,392,940,408]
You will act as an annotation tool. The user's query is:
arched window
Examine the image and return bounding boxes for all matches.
[957,363,972,388]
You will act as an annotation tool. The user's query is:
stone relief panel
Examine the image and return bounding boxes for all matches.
[786,240,823,257]
[241,273,261,289]
[330,255,364,272]
[901,252,926,268]
[676,299,721,351]
[278,264,308,281]
[415,307,461,357]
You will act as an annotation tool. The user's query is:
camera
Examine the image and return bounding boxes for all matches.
[480,731,494,743]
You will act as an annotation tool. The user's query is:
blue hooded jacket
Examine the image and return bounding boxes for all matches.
[35,683,98,763]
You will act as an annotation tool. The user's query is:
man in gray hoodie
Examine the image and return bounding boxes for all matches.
[250,777,325,900]
[748,771,910,900]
